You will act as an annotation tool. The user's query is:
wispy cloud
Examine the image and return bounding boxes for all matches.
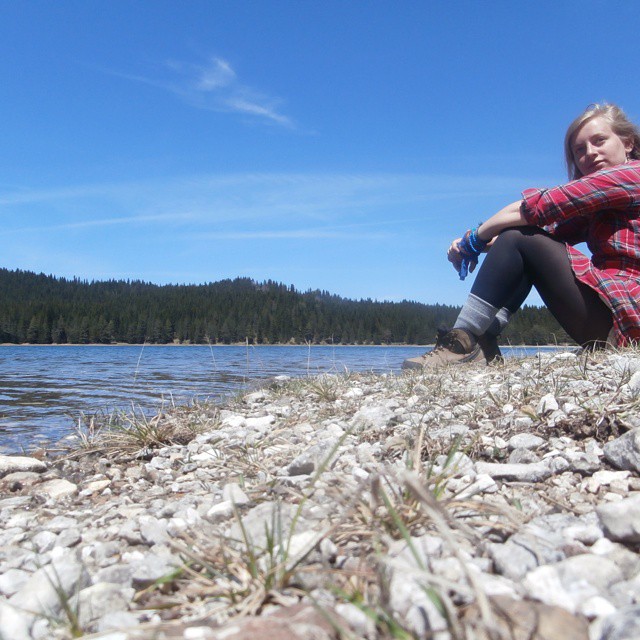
[111,55,295,128]
[2,212,197,235]
[0,171,549,240]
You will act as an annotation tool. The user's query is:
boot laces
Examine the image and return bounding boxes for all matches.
[430,328,466,355]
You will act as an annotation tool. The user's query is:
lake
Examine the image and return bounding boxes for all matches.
[0,344,566,454]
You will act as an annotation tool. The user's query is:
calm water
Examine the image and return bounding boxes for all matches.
[0,344,563,453]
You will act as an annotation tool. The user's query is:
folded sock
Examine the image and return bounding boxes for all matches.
[454,293,500,337]
[486,307,511,337]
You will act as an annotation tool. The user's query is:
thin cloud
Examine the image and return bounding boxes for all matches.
[1,213,196,235]
[192,228,388,240]
[111,55,295,128]
[0,171,552,240]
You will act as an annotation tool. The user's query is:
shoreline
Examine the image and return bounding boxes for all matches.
[0,342,572,349]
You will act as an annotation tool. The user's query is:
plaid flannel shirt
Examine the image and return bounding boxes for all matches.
[521,160,640,345]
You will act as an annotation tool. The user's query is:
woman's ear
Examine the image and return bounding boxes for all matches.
[624,137,634,155]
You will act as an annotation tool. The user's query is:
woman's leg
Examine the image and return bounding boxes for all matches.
[403,227,613,370]
[456,227,613,346]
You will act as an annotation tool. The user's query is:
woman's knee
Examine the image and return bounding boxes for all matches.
[490,226,542,251]
[492,227,562,256]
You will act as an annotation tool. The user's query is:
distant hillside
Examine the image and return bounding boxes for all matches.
[0,268,569,345]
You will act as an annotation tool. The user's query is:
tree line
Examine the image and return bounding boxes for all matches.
[0,268,571,345]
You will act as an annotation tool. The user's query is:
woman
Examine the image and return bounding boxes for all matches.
[403,103,640,369]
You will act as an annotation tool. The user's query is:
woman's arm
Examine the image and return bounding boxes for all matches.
[476,200,527,241]
[447,200,527,271]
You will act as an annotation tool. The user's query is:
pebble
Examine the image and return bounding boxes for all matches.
[3,351,640,639]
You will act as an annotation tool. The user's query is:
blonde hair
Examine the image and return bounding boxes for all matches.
[564,103,640,179]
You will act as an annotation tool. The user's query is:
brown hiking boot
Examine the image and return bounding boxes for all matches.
[477,332,503,364]
[402,328,482,370]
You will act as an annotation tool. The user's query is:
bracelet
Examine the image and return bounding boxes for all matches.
[459,226,487,259]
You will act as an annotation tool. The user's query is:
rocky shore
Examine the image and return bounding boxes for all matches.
[2,350,640,639]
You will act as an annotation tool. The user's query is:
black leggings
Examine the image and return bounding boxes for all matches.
[472,227,613,346]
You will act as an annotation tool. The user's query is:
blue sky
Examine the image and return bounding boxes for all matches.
[1,0,639,306]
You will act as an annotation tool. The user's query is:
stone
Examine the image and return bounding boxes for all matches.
[31,530,58,553]
[0,568,30,597]
[5,354,640,639]
[508,433,545,450]
[594,604,640,640]
[205,501,235,522]
[523,555,623,615]
[9,552,90,619]
[245,415,275,431]
[508,447,541,464]
[130,554,180,589]
[597,494,640,543]
[475,460,553,482]
[71,582,136,629]
[350,404,395,431]
[38,478,78,499]
[197,604,344,640]
[461,595,589,640]
[604,429,640,473]
[287,441,336,476]
[223,482,250,505]
[0,455,47,478]
[0,601,32,640]
[537,393,559,415]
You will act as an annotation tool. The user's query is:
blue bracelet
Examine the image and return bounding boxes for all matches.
[458,225,487,280]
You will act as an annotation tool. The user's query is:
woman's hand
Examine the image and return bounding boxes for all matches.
[447,238,469,273]
[448,235,497,275]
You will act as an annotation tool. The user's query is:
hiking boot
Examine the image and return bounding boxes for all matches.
[402,328,482,370]
[477,332,503,364]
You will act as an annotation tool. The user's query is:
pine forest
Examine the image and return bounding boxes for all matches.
[0,268,570,346]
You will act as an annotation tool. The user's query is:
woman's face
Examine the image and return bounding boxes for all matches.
[572,116,633,176]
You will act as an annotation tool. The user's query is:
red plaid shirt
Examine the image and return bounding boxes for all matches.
[521,160,640,346]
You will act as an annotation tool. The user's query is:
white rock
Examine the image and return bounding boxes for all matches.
[522,565,579,612]
[38,478,78,499]
[456,473,498,499]
[139,515,169,545]
[537,393,559,415]
[0,601,33,640]
[0,455,47,478]
[84,479,111,493]
[72,582,136,628]
[205,501,235,522]
[32,530,57,553]
[350,404,395,432]
[0,568,30,597]
[335,602,376,637]
[245,415,275,430]
[223,482,250,505]
[579,595,616,618]
[221,415,246,429]
[508,433,544,450]
[9,553,90,619]
[597,494,640,543]
[604,429,640,473]
[475,460,553,482]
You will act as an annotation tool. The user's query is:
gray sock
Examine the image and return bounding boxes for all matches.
[486,307,511,337]
[454,293,500,337]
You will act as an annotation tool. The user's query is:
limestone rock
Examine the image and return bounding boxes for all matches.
[0,455,47,478]
[597,494,640,543]
[604,429,640,473]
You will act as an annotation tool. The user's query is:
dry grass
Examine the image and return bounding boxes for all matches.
[54,345,640,637]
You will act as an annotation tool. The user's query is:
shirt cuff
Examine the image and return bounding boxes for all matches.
[520,187,547,225]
